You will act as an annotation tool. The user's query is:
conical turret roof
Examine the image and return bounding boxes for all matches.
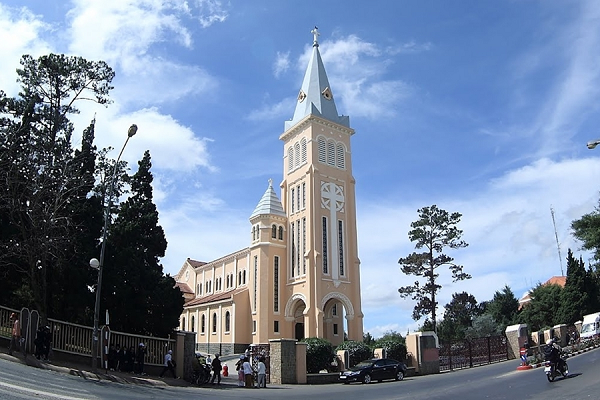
[250,179,286,219]
[285,27,350,130]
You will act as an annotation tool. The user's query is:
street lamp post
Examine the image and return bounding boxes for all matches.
[91,124,138,372]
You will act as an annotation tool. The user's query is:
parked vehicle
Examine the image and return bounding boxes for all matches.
[339,358,407,384]
[580,312,600,340]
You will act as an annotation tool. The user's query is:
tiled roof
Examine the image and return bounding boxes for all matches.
[176,282,193,294]
[187,258,207,268]
[184,287,247,308]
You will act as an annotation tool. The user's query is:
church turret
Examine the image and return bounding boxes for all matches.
[250,179,286,220]
[285,27,349,131]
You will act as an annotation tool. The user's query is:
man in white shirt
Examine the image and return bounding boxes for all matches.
[159,350,177,378]
[257,357,267,388]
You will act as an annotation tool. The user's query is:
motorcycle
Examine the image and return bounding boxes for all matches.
[544,357,568,382]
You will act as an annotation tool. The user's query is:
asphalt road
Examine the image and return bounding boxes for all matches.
[0,349,598,399]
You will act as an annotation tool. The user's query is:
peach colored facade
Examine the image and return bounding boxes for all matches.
[174,29,364,354]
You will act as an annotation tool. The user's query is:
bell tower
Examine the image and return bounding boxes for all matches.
[279,27,363,344]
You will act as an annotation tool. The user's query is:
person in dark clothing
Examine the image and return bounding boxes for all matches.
[136,343,147,375]
[211,354,222,384]
[41,325,51,360]
[34,326,45,360]
[125,346,136,372]
[108,344,117,371]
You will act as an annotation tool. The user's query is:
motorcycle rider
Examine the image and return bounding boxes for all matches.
[545,337,567,374]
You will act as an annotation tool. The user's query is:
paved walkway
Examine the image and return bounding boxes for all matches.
[0,350,246,389]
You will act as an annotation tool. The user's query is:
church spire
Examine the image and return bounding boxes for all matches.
[250,179,286,219]
[285,27,350,130]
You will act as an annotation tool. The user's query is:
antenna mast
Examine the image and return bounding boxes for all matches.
[550,206,564,276]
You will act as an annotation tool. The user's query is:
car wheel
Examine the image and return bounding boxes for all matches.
[363,374,371,384]
[396,370,404,381]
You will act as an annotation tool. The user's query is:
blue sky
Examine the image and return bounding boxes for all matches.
[2,0,600,338]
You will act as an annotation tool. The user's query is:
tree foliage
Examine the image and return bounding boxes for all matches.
[464,314,503,339]
[398,205,470,332]
[374,331,407,362]
[437,292,482,341]
[301,337,336,373]
[336,340,372,367]
[518,283,563,331]
[0,53,182,337]
[572,205,600,268]
[485,285,519,329]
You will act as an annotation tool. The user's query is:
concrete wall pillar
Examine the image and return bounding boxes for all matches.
[505,324,528,360]
[406,332,439,375]
[295,342,307,384]
[175,331,196,381]
[269,338,297,384]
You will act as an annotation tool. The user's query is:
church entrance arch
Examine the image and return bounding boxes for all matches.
[285,293,307,341]
[322,292,355,346]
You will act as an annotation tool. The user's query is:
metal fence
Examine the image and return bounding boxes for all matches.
[439,335,508,372]
[1,305,175,367]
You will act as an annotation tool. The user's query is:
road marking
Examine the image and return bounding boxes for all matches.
[0,380,95,400]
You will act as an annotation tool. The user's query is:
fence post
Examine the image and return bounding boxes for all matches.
[468,340,473,368]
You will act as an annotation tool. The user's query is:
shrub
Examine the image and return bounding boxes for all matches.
[336,340,372,367]
[302,337,335,373]
[375,339,407,362]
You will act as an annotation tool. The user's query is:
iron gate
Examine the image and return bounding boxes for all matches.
[439,335,508,371]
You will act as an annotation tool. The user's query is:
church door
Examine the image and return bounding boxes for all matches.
[295,323,305,340]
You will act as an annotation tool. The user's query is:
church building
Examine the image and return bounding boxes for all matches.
[174,28,364,355]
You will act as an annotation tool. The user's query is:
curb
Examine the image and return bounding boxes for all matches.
[519,343,600,370]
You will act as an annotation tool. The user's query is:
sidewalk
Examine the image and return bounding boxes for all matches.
[0,350,243,389]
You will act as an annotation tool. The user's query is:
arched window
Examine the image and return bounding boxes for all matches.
[182,317,186,331]
[288,147,294,171]
[318,137,326,163]
[294,142,301,167]
[336,143,345,169]
[212,313,217,333]
[252,226,255,241]
[272,224,277,238]
[225,311,230,332]
[243,270,247,285]
[278,226,284,240]
[238,271,242,285]
[201,315,205,333]
[199,282,203,295]
[191,315,195,332]
[301,138,307,164]
[327,140,335,166]
[197,283,200,295]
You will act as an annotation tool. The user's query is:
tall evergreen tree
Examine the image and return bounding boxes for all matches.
[557,249,588,324]
[0,54,114,319]
[485,285,519,329]
[518,283,563,331]
[438,292,481,341]
[398,205,470,333]
[102,151,183,336]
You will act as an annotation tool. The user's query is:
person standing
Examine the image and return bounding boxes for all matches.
[159,350,177,378]
[136,343,147,375]
[8,313,20,356]
[242,357,254,388]
[211,354,222,385]
[235,355,245,387]
[257,356,267,388]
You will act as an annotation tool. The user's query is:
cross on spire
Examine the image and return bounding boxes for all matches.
[311,26,320,47]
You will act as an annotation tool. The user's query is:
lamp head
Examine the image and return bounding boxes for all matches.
[128,124,138,138]
[89,258,100,270]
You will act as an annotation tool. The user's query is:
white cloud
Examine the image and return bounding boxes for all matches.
[0,4,53,96]
[273,51,290,78]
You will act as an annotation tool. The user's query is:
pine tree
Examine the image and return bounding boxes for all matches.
[102,151,183,336]
[557,249,588,324]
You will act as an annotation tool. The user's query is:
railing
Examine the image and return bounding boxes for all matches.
[1,305,175,366]
[439,335,508,372]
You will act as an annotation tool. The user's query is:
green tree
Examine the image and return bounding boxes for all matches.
[302,337,335,373]
[518,283,563,331]
[374,331,407,361]
[363,332,376,347]
[464,314,503,339]
[101,151,183,336]
[336,340,372,367]
[485,285,519,329]
[572,204,600,268]
[0,54,113,319]
[398,205,470,333]
[557,249,589,324]
[438,292,482,341]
